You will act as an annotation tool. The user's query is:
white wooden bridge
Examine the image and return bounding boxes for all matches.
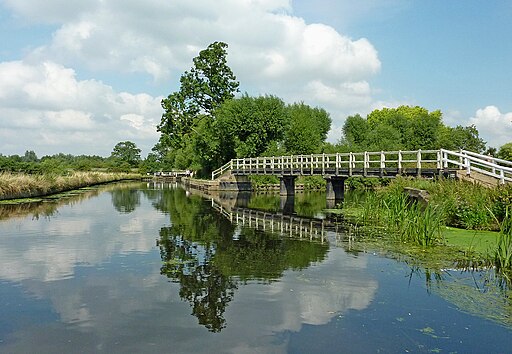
[211,149,512,200]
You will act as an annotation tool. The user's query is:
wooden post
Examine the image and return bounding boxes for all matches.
[336,153,340,175]
[398,150,402,175]
[349,152,353,176]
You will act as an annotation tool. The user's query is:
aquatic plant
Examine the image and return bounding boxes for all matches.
[493,207,512,273]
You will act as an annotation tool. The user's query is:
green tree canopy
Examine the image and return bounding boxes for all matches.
[283,103,331,154]
[158,41,239,149]
[498,142,512,161]
[341,105,486,153]
[111,141,141,167]
[214,94,288,159]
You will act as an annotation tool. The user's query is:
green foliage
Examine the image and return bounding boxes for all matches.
[491,207,512,273]
[249,175,280,186]
[215,94,288,159]
[298,176,326,190]
[498,142,512,161]
[366,106,442,150]
[342,114,368,150]
[438,125,486,153]
[22,150,38,163]
[341,105,485,153]
[110,141,141,167]
[283,103,331,154]
[158,41,239,149]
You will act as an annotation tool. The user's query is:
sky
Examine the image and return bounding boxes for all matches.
[0,0,511,158]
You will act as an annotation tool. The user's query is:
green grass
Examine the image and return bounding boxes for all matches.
[442,227,499,255]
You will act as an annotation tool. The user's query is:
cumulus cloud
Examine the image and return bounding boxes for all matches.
[1,0,384,154]
[469,106,512,148]
[0,60,162,156]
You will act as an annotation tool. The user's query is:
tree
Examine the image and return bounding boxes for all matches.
[111,141,141,167]
[367,106,442,150]
[438,125,486,153]
[214,94,288,160]
[283,103,331,155]
[22,150,38,163]
[341,114,368,150]
[158,41,239,149]
[498,142,512,161]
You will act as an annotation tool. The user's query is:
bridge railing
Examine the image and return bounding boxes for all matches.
[212,150,440,179]
[211,149,512,184]
[441,149,512,184]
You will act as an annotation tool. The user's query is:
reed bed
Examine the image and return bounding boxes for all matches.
[346,177,512,272]
[0,171,140,200]
[493,208,512,274]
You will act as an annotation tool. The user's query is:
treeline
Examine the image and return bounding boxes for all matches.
[153,41,509,178]
[0,141,148,174]
[4,42,511,177]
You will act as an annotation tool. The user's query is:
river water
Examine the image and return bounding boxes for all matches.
[0,182,510,353]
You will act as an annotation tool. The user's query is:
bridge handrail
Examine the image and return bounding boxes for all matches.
[212,150,441,180]
[459,149,512,167]
[440,149,512,184]
[212,149,512,184]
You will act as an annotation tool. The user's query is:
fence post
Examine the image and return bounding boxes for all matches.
[364,151,368,176]
[459,149,464,169]
[500,169,505,184]
[349,152,353,176]
[336,153,340,175]
[380,151,385,169]
[398,150,402,174]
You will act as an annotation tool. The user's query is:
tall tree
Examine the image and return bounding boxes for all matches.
[214,94,288,160]
[111,141,141,167]
[284,103,331,154]
[158,42,239,149]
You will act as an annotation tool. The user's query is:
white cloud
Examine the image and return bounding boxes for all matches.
[1,0,383,154]
[469,106,512,148]
[0,60,162,156]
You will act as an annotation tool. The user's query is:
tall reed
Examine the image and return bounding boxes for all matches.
[493,207,512,272]
[0,171,140,200]
[380,185,443,246]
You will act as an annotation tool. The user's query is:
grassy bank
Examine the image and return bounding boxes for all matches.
[0,171,141,201]
[338,178,512,274]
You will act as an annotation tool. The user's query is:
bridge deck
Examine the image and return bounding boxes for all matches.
[232,167,453,179]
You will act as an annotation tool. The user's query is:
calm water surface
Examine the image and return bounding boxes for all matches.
[0,182,510,353]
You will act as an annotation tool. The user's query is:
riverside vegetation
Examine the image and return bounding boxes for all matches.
[339,177,512,276]
[0,171,141,201]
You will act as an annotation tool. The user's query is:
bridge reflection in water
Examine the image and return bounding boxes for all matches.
[200,189,351,246]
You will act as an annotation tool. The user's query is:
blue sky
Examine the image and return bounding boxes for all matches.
[0,0,511,157]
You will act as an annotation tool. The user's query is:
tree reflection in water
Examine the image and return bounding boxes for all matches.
[152,186,329,332]
[110,187,141,213]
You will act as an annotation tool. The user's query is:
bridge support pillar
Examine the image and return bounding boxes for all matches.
[325,176,345,203]
[280,195,295,215]
[280,175,296,196]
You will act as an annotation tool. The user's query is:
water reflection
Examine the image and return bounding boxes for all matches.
[0,182,510,353]
[152,186,334,332]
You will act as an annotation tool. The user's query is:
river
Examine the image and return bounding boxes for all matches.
[0,182,510,353]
